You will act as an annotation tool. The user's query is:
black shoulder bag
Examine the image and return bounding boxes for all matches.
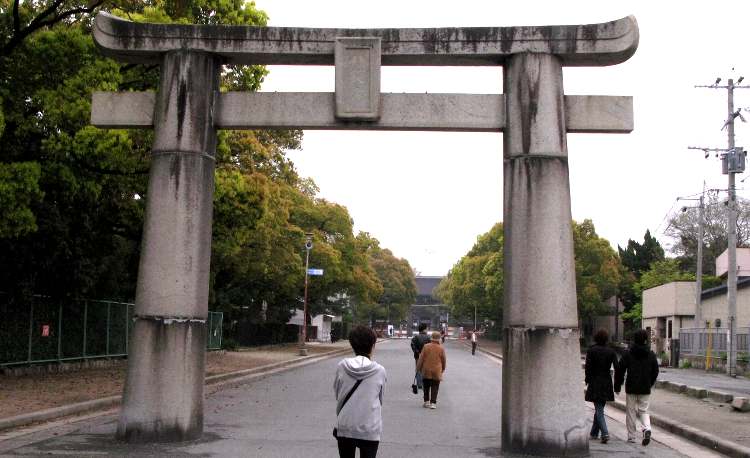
[333,379,363,439]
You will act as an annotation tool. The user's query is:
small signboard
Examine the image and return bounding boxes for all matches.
[41,325,50,337]
[307,268,324,276]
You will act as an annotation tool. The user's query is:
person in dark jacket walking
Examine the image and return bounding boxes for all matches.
[614,329,659,446]
[410,324,430,389]
[585,329,617,444]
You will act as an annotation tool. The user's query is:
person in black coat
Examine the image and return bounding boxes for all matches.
[585,329,617,444]
[614,329,659,446]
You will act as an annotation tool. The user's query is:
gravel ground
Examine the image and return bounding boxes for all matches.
[0,342,348,419]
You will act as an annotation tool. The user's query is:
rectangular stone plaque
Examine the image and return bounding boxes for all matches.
[335,37,381,120]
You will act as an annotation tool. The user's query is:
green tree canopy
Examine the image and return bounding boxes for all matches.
[0,0,415,348]
[438,219,626,328]
[435,223,503,326]
[573,219,624,320]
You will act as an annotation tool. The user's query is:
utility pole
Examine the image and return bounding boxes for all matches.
[678,188,706,328]
[696,188,705,328]
[299,233,313,356]
[691,75,749,377]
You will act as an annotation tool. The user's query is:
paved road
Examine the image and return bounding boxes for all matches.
[0,339,721,457]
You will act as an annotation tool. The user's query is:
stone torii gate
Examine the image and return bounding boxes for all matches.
[91,12,637,456]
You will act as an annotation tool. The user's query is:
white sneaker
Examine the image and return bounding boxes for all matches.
[429,403,437,409]
[423,401,431,408]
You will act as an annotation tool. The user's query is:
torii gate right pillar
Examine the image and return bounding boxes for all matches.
[502,53,588,456]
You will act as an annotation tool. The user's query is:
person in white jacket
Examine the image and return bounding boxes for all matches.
[333,325,387,458]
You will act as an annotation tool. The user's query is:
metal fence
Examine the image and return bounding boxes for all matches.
[1,294,223,366]
[679,327,750,360]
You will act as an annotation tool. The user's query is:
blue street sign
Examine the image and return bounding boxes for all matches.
[307,268,324,276]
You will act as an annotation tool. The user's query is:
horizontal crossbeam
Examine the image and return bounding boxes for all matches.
[91,92,632,133]
[93,12,638,67]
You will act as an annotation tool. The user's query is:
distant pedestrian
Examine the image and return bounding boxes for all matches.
[585,329,617,444]
[333,325,387,458]
[416,331,446,409]
[410,324,431,389]
[614,329,659,446]
[470,330,477,355]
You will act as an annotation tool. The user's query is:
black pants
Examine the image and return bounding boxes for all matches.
[471,342,477,355]
[423,378,440,403]
[337,437,379,458]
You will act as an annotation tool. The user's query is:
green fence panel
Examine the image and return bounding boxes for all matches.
[1,293,223,365]
[207,311,223,350]
[0,295,31,364]
[29,297,60,362]
[61,299,86,359]
[106,302,130,355]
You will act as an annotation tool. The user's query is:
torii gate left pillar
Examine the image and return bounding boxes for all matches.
[92,12,637,455]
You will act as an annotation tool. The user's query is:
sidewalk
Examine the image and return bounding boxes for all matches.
[0,341,351,432]
[469,340,750,456]
[658,366,750,398]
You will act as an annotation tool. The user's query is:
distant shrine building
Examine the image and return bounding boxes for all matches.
[411,276,450,335]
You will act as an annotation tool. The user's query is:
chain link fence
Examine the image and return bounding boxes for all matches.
[1,294,223,366]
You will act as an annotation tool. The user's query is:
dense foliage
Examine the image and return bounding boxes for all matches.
[0,0,414,344]
[434,223,502,327]
[437,220,626,331]
[664,192,750,275]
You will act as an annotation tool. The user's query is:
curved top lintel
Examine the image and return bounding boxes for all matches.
[93,12,638,67]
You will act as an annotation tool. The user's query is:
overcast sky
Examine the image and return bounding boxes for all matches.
[253,0,750,276]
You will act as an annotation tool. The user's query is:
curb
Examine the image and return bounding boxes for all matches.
[609,399,750,458]
[462,340,502,360]
[476,342,750,456]
[656,379,737,404]
[0,346,352,433]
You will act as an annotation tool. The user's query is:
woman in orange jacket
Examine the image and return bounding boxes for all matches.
[416,331,446,409]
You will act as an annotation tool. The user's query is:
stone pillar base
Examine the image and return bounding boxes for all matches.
[117,318,206,443]
[502,327,588,457]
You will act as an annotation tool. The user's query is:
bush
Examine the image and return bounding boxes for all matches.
[232,321,300,346]
[222,337,239,351]
[680,359,692,369]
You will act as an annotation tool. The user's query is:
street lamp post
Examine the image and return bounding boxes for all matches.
[299,234,313,356]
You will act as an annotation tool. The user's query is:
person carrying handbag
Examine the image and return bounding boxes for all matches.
[333,325,387,458]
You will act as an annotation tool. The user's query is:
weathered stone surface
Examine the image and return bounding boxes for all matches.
[503,54,577,328]
[117,318,206,442]
[334,37,381,120]
[135,151,215,319]
[152,51,219,155]
[117,50,219,443]
[502,53,587,456]
[666,382,688,393]
[504,53,566,158]
[92,91,633,133]
[731,397,750,412]
[502,328,588,456]
[91,91,154,128]
[708,390,734,403]
[685,386,708,399]
[93,12,638,67]
[565,94,633,133]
